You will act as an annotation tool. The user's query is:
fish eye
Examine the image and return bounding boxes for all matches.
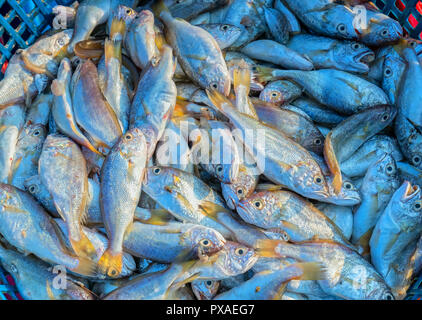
[253,199,264,210]
[337,24,346,33]
[380,113,390,122]
[236,187,244,195]
[314,176,323,185]
[384,67,392,77]
[33,129,40,136]
[413,201,422,211]
[206,280,213,287]
[108,268,118,277]
[215,165,223,173]
[410,41,417,47]
[220,25,229,31]
[344,182,353,190]
[235,248,246,256]
[313,138,322,146]
[413,155,421,165]
[381,29,389,37]
[210,82,218,90]
[384,292,394,300]
[200,239,211,247]
[153,167,161,175]
[352,43,362,50]
[126,9,131,14]
[386,164,395,174]
[28,185,38,194]
[271,91,280,98]
[281,231,289,241]
[57,38,65,46]
[124,133,133,141]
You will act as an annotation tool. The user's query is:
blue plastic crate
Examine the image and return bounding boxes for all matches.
[0,265,20,300]
[0,0,73,76]
[405,272,422,300]
[375,0,422,40]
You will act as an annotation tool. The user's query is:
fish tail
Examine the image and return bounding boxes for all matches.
[255,239,284,258]
[206,88,235,113]
[233,66,251,96]
[70,255,97,277]
[110,18,126,41]
[155,31,167,51]
[97,249,123,278]
[173,99,189,118]
[69,232,97,259]
[104,38,122,65]
[51,79,65,96]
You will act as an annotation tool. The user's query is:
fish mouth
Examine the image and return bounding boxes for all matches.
[400,181,420,201]
[353,51,375,72]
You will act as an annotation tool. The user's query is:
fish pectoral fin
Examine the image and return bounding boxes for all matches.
[295,262,327,281]
[272,282,288,300]
[198,200,230,222]
[323,132,342,194]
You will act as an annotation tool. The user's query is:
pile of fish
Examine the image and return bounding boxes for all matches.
[1,0,422,300]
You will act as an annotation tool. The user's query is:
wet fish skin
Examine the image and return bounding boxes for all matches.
[39,134,95,259]
[236,190,352,248]
[257,239,394,300]
[99,128,148,278]
[359,10,403,46]
[0,104,25,183]
[287,34,374,73]
[382,51,406,105]
[315,203,353,240]
[130,45,177,159]
[125,10,159,70]
[0,245,95,300]
[259,80,302,105]
[394,111,422,169]
[8,124,46,189]
[274,0,301,34]
[370,181,422,279]
[197,24,241,50]
[340,135,403,178]
[263,6,290,45]
[160,10,231,96]
[165,0,229,20]
[24,94,52,127]
[191,279,220,300]
[143,166,231,238]
[51,58,99,155]
[254,100,325,155]
[254,67,390,115]
[72,59,122,153]
[0,183,95,276]
[123,221,226,263]
[242,40,314,71]
[352,153,400,255]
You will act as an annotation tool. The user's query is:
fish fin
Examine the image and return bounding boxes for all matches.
[51,79,65,96]
[134,208,172,225]
[46,279,56,300]
[70,255,97,277]
[110,18,126,41]
[233,66,251,97]
[7,156,22,184]
[251,65,275,83]
[206,88,235,112]
[69,232,97,259]
[272,282,288,300]
[155,31,167,51]
[323,132,342,195]
[294,262,326,281]
[255,239,284,258]
[97,249,123,278]
[356,227,373,256]
[198,200,230,222]
[104,38,122,65]
[49,217,74,254]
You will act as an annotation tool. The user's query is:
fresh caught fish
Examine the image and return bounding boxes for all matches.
[191,279,220,300]
[259,80,302,106]
[24,94,52,127]
[197,24,241,49]
[263,6,290,45]
[291,98,345,127]
[315,203,353,240]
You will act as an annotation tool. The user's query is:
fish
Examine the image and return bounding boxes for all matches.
[39,134,96,259]
[98,128,148,278]
[236,190,353,248]
[352,153,400,256]
[0,104,25,183]
[197,24,242,49]
[158,6,231,95]
[257,239,394,300]
[263,6,290,45]
[24,94,52,127]
[191,279,220,300]
[370,181,422,279]
[315,203,353,240]
[287,34,375,73]
[142,166,232,238]
[324,105,396,194]
[395,111,422,169]
[382,49,406,105]
[164,0,229,20]
[274,0,301,34]
[259,80,302,106]
[253,67,390,115]
[0,244,95,300]
[0,183,95,276]
[123,221,226,263]
[241,40,314,71]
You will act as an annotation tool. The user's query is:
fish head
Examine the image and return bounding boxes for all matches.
[187,225,226,256]
[326,175,362,206]
[150,45,175,79]
[333,41,374,73]
[131,10,155,29]
[42,134,74,156]
[201,24,242,49]
[45,29,73,60]
[17,124,47,151]
[295,166,331,201]
[406,38,422,57]
[205,63,231,97]
[23,175,44,198]
[324,6,359,39]
[143,166,176,197]
[0,246,21,280]
[221,168,257,210]
[236,191,281,227]
[216,241,258,277]
[259,80,298,105]
[369,152,399,185]
[115,127,147,160]
[361,14,403,46]
[367,287,395,300]
[391,181,422,228]
[113,5,138,25]
[191,279,220,300]
[382,55,406,104]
